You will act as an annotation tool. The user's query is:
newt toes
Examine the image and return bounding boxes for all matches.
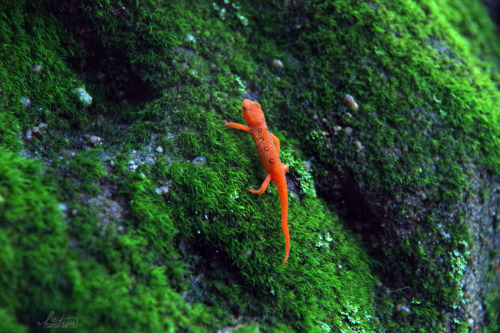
[224,99,290,265]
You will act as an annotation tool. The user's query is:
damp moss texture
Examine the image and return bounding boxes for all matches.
[0,0,499,332]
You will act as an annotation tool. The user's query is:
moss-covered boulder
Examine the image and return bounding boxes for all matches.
[0,0,498,332]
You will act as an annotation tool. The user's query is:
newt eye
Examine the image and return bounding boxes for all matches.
[242,105,246,110]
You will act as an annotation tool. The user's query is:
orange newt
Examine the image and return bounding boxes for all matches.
[224,99,290,265]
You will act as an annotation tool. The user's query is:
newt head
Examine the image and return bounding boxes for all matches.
[241,99,265,126]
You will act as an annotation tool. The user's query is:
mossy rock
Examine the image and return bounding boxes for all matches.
[0,0,499,332]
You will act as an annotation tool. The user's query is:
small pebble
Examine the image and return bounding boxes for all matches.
[272,59,284,68]
[31,64,43,73]
[343,94,359,111]
[192,156,207,166]
[354,140,364,150]
[32,126,42,138]
[155,186,169,196]
[89,135,101,146]
[73,87,92,107]
[396,304,411,313]
[20,96,31,108]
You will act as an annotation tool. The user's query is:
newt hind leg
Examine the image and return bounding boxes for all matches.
[249,173,272,195]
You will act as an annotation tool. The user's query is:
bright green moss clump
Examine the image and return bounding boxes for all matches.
[0,148,224,332]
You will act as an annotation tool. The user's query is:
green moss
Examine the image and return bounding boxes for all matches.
[0,308,27,333]
[484,280,500,332]
[239,0,499,330]
[0,0,498,331]
[0,147,228,332]
[150,101,379,331]
[0,148,74,326]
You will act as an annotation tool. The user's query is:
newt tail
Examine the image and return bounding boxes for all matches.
[277,174,290,265]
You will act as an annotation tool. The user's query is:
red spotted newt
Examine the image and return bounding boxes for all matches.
[224,99,290,265]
